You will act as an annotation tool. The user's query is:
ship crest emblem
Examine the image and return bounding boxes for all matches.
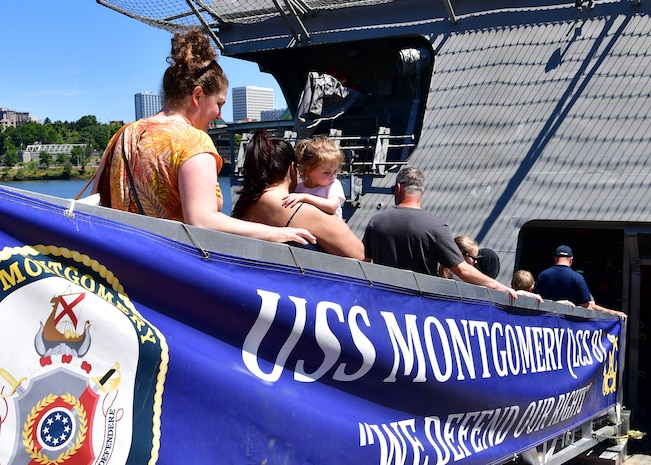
[0,245,167,465]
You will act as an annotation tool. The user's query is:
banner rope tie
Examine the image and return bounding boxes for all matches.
[181,223,210,259]
[359,261,373,287]
[413,271,423,294]
[64,198,76,218]
[287,246,305,274]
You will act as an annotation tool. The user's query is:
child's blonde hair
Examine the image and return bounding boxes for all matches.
[294,136,345,181]
[454,235,479,257]
[511,270,535,291]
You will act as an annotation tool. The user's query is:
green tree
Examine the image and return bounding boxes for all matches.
[81,142,93,170]
[0,116,128,175]
[13,121,47,147]
[52,120,71,142]
[108,121,124,136]
[70,146,83,166]
[81,124,110,152]
[3,126,19,149]
[56,153,68,166]
[42,123,64,144]
[68,129,82,144]
[62,160,73,179]
[2,151,19,167]
[74,115,98,131]
[0,130,14,156]
[39,150,52,168]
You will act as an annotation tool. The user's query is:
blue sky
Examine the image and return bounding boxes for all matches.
[0,1,286,124]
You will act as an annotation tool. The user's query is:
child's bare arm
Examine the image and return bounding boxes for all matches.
[282,193,340,215]
[282,193,305,210]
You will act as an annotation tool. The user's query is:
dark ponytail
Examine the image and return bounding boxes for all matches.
[232,129,297,218]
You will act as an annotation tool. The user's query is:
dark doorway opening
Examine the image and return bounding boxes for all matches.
[517,222,651,454]
[516,224,624,309]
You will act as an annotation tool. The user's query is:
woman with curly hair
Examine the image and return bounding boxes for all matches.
[94,27,314,246]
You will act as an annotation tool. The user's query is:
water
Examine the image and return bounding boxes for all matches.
[0,177,233,215]
[0,179,93,199]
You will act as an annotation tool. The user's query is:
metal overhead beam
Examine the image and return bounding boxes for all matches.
[271,0,313,45]
[284,0,312,44]
[185,0,225,51]
[442,0,457,24]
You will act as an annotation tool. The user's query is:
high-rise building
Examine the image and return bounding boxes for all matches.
[232,86,274,122]
[134,92,163,120]
[1,107,31,129]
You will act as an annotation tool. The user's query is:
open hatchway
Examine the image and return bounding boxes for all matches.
[517,222,651,455]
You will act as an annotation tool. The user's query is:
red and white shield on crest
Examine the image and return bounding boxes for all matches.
[8,368,98,465]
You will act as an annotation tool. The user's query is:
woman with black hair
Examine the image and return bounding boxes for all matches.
[233,130,364,260]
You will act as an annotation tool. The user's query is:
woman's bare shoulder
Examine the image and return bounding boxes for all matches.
[288,201,364,259]
[243,191,293,226]
[293,202,341,222]
[294,203,358,236]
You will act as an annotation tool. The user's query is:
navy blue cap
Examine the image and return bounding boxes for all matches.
[554,245,573,257]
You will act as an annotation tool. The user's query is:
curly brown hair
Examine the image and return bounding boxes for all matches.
[162,27,228,106]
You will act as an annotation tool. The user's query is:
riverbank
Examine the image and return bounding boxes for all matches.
[0,165,97,182]
[1,160,230,182]
[1,174,234,214]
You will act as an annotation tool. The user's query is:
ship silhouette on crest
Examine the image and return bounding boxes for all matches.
[34,288,92,358]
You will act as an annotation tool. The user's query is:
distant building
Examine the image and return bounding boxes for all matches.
[261,108,291,121]
[1,107,31,129]
[232,86,274,122]
[134,92,163,120]
[20,143,87,163]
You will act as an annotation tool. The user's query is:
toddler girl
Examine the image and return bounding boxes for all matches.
[282,136,346,219]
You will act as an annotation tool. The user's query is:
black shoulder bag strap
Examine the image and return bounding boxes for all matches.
[119,129,145,215]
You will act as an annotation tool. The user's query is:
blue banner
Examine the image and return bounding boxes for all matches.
[0,187,622,465]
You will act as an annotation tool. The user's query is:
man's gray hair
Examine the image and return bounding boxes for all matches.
[396,167,425,194]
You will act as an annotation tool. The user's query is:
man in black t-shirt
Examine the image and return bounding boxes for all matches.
[363,167,516,297]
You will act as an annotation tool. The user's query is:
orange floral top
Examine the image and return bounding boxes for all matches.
[102,119,223,221]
